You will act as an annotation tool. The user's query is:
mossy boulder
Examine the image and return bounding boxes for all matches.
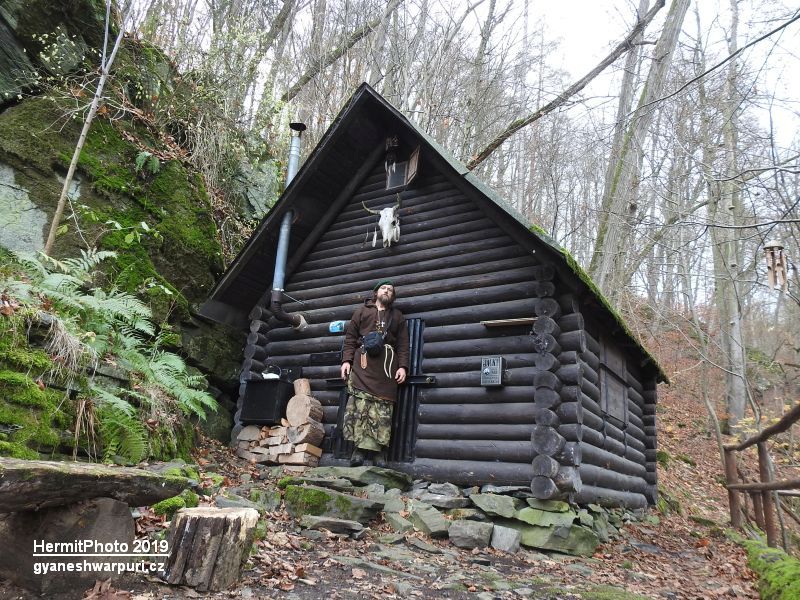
[152,488,200,519]
[283,484,384,524]
[305,466,413,491]
[497,520,600,556]
[744,538,800,600]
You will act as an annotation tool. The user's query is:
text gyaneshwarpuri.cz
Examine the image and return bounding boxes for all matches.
[32,539,169,576]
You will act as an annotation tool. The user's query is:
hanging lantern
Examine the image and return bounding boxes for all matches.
[764,239,788,291]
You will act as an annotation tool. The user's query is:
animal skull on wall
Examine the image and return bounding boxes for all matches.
[362,196,400,248]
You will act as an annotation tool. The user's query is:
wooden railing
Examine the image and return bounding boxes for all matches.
[724,401,800,547]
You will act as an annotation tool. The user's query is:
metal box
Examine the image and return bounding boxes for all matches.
[239,379,294,425]
[481,356,504,386]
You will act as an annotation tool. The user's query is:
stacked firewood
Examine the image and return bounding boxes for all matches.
[236,378,325,469]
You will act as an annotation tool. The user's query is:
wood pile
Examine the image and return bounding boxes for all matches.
[236,379,324,469]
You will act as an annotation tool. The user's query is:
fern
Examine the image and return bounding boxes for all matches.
[96,401,147,463]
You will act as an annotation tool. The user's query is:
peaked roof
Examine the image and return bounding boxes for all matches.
[199,83,667,383]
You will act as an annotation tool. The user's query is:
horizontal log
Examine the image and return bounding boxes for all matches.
[287,245,529,294]
[419,402,535,424]
[578,360,598,386]
[531,333,560,355]
[556,402,583,426]
[559,423,583,443]
[580,350,600,372]
[579,464,648,495]
[422,354,538,373]
[244,344,267,361]
[247,332,268,346]
[419,386,533,404]
[242,358,266,373]
[415,439,533,463]
[644,473,657,486]
[321,405,339,424]
[556,351,579,365]
[424,335,536,358]
[555,466,582,493]
[642,403,656,416]
[532,454,559,477]
[558,330,586,353]
[424,321,532,343]
[266,336,343,356]
[580,443,647,478]
[533,316,560,337]
[250,320,270,334]
[416,423,535,440]
[557,313,584,333]
[312,391,341,406]
[533,370,562,391]
[291,235,514,284]
[534,353,560,372]
[531,426,565,456]
[533,408,560,428]
[531,265,555,281]
[249,305,271,321]
[286,254,536,305]
[725,479,800,492]
[302,224,505,271]
[578,427,646,463]
[427,368,538,388]
[625,371,645,395]
[556,363,583,385]
[556,441,581,466]
[532,282,556,297]
[642,390,657,403]
[534,297,561,318]
[394,458,534,486]
[530,476,560,500]
[410,298,538,327]
[573,484,648,509]
[533,388,561,409]
[644,449,658,462]
[557,294,580,315]
[584,330,601,355]
[581,377,600,403]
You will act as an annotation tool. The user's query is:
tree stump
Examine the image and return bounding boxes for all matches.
[293,378,312,395]
[285,394,323,427]
[164,507,259,592]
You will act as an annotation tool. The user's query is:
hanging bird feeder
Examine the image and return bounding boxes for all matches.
[764,239,788,291]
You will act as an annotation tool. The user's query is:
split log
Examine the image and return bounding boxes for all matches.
[287,421,325,446]
[0,459,188,512]
[530,476,560,499]
[286,394,323,426]
[532,454,560,477]
[278,452,320,467]
[164,507,260,592]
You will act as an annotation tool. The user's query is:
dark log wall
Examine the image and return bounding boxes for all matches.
[235,157,659,502]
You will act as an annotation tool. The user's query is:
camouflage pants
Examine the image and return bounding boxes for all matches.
[342,391,393,451]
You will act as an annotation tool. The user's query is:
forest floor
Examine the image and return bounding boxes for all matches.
[4,339,797,599]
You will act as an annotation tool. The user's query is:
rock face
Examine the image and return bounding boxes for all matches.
[0,497,134,594]
[283,485,384,524]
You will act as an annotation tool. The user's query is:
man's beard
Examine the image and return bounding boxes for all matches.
[378,292,394,307]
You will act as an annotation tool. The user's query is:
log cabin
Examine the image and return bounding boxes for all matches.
[199,83,668,509]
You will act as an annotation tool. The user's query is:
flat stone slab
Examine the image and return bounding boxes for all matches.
[408,502,449,538]
[279,476,355,493]
[447,508,489,521]
[284,485,384,524]
[514,507,577,528]
[331,555,423,580]
[498,520,600,556]
[469,493,524,519]
[427,482,461,496]
[491,524,521,553]
[526,499,571,512]
[306,466,412,491]
[417,493,470,509]
[0,458,189,512]
[448,519,493,549]
[385,513,414,533]
[300,515,363,534]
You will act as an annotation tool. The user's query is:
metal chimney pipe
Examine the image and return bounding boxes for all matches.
[270,122,308,331]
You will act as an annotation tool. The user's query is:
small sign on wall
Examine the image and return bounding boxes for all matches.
[481,356,504,386]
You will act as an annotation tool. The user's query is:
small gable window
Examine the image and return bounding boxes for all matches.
[385,136,420,190]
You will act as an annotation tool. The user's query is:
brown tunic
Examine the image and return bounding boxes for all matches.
[342,300,410,402]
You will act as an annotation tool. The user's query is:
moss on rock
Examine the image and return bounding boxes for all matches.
[151,488,200,519]
[744,538,800,600]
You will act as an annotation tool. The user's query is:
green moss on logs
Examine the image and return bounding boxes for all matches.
[744,538,800,600]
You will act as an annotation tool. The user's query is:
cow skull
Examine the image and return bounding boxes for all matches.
[362,197,400,248]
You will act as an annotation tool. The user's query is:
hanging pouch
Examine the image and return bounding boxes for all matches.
[361,311,393,357]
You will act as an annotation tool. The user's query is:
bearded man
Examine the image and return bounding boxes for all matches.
[340,280,409,466]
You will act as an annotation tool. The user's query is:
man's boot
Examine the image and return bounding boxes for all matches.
[350,449,365,467]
